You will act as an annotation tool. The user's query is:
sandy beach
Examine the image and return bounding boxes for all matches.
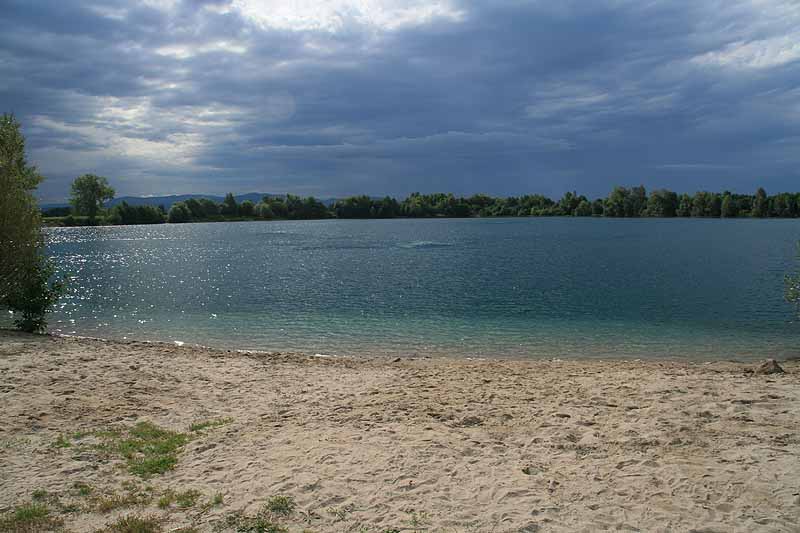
[1,330,799,532]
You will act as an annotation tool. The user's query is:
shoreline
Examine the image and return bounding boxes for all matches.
[7,328,794,364]
[2,330,799,531]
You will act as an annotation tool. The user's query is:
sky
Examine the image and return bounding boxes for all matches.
[2,0,799,202]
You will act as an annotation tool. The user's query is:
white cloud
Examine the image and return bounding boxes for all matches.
[155,40,248,59]
[231,0,464,32]
[692,33,800,70]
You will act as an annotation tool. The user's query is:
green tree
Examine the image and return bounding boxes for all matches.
[591,199,604,216]
[255,202,274,219]
[676,194,692,217]
[220,192,238,216]
[167,202,192,223]
[646,189,678,217]
[0,114,63,332]
[239,200,255,217]
[721,194,736,218]
[752,187,768,218]
[574,200,592,216]
[70,174,115,223]
[604,186,629,217]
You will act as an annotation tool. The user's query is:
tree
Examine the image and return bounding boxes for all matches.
[676,194,692,217]
[752,187,768,218]
[167,202,192,223]
[646,189,678,217]
[70,174,115,223]
[221,192,238,216]
[604,186,629,217]
[0,114,63,332]
[721,194,736,218]
[239,200,255,217]
[574,200,592,216]
[108,202,165,225]
[255,202,274,219]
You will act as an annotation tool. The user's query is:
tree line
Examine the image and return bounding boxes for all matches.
[168,187,800,222]
[51,185,800,226]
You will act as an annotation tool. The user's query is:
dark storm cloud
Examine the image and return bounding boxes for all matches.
[2,0,798,201]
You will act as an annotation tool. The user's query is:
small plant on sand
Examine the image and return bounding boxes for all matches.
[99,514,163,533]
[327,503,355,522]
[0,502,64,532]
[264,495,295,516]
[158,488,202,509]
[407,510,430,532]
[220,511,288,533]
[95,421,188,479]
[73,481,95,497]
[190,418,233,432]
[212,492,225,506]
[31,489,49,501]
[157,490,175,509]
[91,483,154,513]
[52,434,72,448]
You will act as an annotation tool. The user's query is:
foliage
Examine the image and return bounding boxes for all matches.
[264,495,295,516]
[0,113,63,332]
[94,421,189,479]
[42,185,800,227]
[70,174,115,222]
[189,417,233,432]
[99,514,163,533]
[108,202,165,225]
[0,502,64,532]
[221,192,239,216]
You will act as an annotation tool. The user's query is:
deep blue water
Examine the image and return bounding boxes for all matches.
[29,218,800,359]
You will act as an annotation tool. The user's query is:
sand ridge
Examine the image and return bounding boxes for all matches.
[1,331,799,532]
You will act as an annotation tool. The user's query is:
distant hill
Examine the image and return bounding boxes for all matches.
[42,193,342,211]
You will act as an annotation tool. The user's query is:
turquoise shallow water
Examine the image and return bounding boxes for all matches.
[27,218,800,359]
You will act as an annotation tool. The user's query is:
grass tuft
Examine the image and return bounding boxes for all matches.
[0,502,64,532]
[158,488,201,509]
[264,495,294,516]
[30,490,49,502]
[231,516,288,533]
[96,421,188,479]
[52,434,71,449]
[189,418,233,432]
[73,481,94,497]
[91,483,153,513]
[98,514,162,533]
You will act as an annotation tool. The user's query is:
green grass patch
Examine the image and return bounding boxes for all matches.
[189,418,233,432]
[30,490,49,502]
[0,502,64,532]
[221,512,288,533]
[72,481,95,497]
[90,483,153,513]
[95,421,188,479]
[157,488,201,509]
[52,434,72,449]
[98,514,163,533]
[264,495,294,517]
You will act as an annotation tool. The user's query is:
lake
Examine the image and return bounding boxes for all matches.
[32,218,800,360]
